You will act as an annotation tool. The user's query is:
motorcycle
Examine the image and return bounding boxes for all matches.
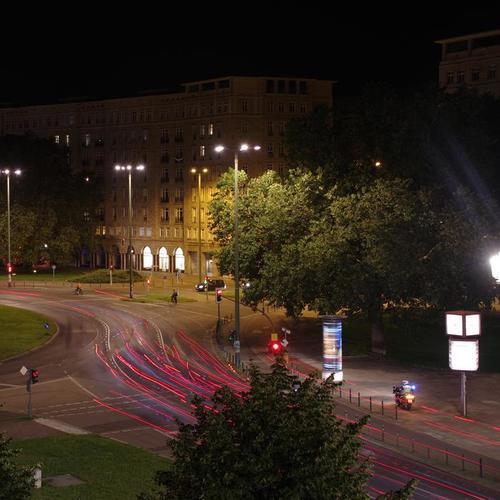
[393,384,416,410]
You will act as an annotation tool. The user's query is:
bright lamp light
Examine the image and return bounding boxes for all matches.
[491,252,500,282]
[449,339,479,371]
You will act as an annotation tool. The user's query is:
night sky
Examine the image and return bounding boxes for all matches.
[1,6,499,105]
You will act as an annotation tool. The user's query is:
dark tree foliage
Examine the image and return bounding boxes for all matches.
[0,433,33,500]
[0,134,100,265]
[142,362,416,500]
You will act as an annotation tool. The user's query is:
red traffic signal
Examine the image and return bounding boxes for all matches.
[215,288,223,303]
[30,368,39,384]
[268,340,282,355]
[7,263,13,273]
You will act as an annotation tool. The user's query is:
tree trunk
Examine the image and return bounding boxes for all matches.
[368,303,386,355]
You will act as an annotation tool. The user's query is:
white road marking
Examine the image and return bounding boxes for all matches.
[34,418,90,435]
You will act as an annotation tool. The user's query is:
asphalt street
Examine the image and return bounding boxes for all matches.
[0,281,498,498]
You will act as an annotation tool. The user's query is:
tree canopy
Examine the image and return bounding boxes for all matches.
[0,433,33,500]
[142,361,416,499]
[208,86,499,351]
[0,134,100,266]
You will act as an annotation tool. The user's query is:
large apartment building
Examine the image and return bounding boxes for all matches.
[0,76,333,275]
[436,29,500,96]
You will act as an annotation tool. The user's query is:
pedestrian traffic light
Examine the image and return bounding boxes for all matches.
[216,288,223,303]
[30,368,39,384]
[7,263,13,273]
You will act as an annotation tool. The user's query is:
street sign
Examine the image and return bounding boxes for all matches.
[20,366,28,376]
[233,340,241,349]
[281,338,289,348]
[51,264,56,270]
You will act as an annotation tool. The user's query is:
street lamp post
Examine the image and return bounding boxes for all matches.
[114,164,145,299]
[190,168,208,284]
[1,169,21,287]
[214,144,260,368]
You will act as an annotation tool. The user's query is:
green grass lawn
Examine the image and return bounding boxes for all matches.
[13,434,169,500]
[0,305,56,360]
[6,269,87,283]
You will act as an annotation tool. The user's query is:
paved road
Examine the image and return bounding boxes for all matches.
[0,284,498,497]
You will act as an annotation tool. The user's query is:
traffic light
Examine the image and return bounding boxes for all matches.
[215,288,223,303]
[7,263,13,273]
[30,368,39,384]
[269,340,282,355]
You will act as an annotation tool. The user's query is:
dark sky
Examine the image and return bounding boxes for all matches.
[1,6,499,104]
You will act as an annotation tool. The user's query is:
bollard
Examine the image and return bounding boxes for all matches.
[357,392,360,407]
[381,400,384,416]
[349,388,352,403]
[369,396,372,413]
[33,465,42,489]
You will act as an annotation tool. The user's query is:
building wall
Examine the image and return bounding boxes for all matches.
[436,29,500,96]
[0,76,333,275]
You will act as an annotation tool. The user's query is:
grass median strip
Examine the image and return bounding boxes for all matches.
[13,434,169,499]
[0,305,56,360]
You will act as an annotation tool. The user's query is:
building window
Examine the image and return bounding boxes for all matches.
[161,168,169,183]
[175,187,184,202]
[161,188,169,203]
[300,103,307,113]
[175,166,184,182]
[54,135,60,144]
[471,69,480,82]
[267,121,273,136]
[142,208,148,222]
[447,72,454,84]
[299,81,308,94]
[160,128,169,144]
[488,65,497,80]
[161,208,169,223]
[266,80,275,93]
[267,144,274,157]
[160,149,169,164]
[289,102,296,113]
[65,134,71,146]
[175,208,184,223]
[277,80,285,93]
[278,103,285,113]
[241,121,249,133]
[208,122,214,136]
[241,100,248,112]
[288,80,297,94]
[457,71,465,83]
[192,207,197,223]
[200,124,206,137]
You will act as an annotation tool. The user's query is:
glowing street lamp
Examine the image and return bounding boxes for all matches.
[214,144,261,368]
[190,167,208,284]
[0,168,21,287]
[114,164,145,299]
[490,252,500,283]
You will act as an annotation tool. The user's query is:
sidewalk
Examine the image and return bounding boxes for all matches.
[236,307,500,467]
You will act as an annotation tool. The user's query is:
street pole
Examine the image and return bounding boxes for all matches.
[461,371,467,417]
[234,151,241,368]
[197,171,202,284]
[128,171,133,299]
[6,172,11,287]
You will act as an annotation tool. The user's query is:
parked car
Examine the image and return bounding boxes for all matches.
[195,278,226,292]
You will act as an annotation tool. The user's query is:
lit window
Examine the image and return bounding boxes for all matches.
[54,135,60,144]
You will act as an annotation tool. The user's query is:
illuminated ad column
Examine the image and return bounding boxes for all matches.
[321,315,345,383]
[445,310,481,417]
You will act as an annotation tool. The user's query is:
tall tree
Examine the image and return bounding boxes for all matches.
[142,361,416,499]
[0,433,34,500]
[0,134,100,265]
